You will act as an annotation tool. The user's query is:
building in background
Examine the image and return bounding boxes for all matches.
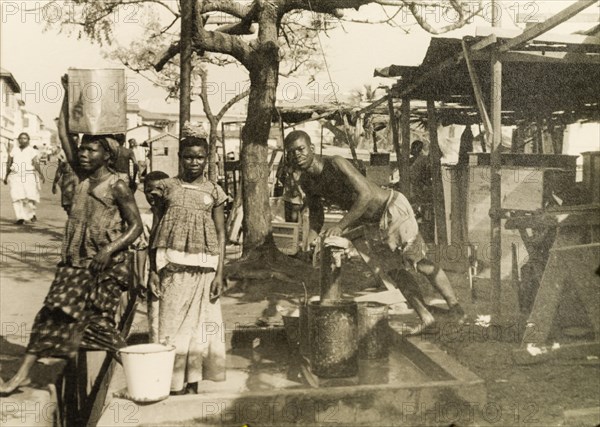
[146,133,179,177]
[1,68,53,162]
[20,110,52,152]
[1,68,21,149]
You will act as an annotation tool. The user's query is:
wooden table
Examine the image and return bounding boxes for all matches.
[505,204,600,363]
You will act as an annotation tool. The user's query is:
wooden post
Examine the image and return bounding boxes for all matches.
[342,114,358,162]
[279,114,285,147]
[490,2,503,321]
[388,94,402,192]
[320,124,324,156]
[461,39,493,143]
[511,127,519,153]
[400,97,411,196]
[222,122,228,194]
[179,0,193,141]
[535,118,544,154]
[427,99,448,245]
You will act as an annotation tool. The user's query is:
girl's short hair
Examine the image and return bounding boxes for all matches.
[145,170,169,183]
[17,132,30,141]
[179,136,208,154]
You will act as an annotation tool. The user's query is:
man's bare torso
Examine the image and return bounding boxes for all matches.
[299,156,390,224]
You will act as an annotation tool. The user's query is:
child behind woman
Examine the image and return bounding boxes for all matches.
[132,170,169,343]
[150,136,227,395]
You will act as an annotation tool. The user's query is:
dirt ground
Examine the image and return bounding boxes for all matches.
[1,163,598,426]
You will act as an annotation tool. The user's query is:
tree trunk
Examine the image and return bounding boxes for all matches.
[240,42,279,253]
[208,121,219,182]
[179,0,193,141]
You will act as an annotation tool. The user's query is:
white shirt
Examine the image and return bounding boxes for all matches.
[10,146,38,174]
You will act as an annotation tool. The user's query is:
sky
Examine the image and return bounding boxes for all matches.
[1,1,596,128]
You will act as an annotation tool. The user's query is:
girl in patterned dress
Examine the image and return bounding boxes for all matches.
[0,76,142,395]
[150,136,227,394]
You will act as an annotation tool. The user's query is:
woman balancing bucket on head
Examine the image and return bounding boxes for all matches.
[0,75,142,395]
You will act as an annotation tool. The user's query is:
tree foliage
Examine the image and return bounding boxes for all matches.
[45,0,483,253]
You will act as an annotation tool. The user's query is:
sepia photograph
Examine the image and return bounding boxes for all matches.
[1,0,599,425]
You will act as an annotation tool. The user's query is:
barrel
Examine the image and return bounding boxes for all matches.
[357,302,390,360]
[309,300,358,378]
[299,296,319,359]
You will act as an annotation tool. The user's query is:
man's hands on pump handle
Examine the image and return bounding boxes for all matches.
[322,225,343,238]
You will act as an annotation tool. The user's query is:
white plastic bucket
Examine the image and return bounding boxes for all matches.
[119,343,176,402]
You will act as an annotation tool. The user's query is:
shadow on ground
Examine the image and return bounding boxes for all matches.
[0,335,64,389]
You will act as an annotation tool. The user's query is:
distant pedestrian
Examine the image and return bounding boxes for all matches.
[3,132,45,225]
[278,149,304,223]
[113,134,138,192]
[130,138,148,182]
[409,140,432,203]
[52,147,80,215]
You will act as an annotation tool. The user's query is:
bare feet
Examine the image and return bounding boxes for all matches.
[406,314,437,336]
[424,304,449,315]
[448,304,468,325]
[185,382,198,394]
[0,374,31,395]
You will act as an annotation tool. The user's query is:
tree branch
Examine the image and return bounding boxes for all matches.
[281,0,373,16]
[216,89,250,122]
[197,65,215,122]
[193,28,252,67]
[279,57,308,77]
[154,41,180,71]
[214,21,257,35]
[152,15,180,38]
[153,1,254,72]
[195,0,252,67]
[201,0,255,19]
[340,4,401,24]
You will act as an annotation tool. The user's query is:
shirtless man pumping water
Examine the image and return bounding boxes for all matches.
[284,130,466,334]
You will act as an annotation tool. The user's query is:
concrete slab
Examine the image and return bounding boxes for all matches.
[97,325,486,426]
[563,406,600,426]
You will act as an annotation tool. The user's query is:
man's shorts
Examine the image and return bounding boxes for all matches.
[378,190,426,268]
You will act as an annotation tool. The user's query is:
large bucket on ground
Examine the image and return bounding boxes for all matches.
[119,343,176,402]
[357,302,390,360]
[309,300,358,378]
[299,296,319,359]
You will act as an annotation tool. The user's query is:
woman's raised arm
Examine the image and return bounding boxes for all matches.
[58,75,81,177]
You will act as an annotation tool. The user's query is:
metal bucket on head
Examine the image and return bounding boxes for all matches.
[309,300,358,378]
[357,302,390,360]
